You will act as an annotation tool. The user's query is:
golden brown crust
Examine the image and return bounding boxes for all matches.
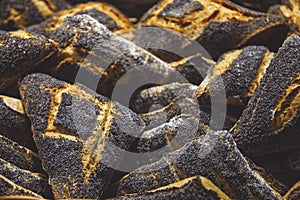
[0,135,43,173]
[0,30,57,91]
[232,35,300,155]
[27,2,135,37]
[270,0,300,33]
[195,45,274,105]
[118,130,282,199]
[41,14,178,99]
[139,0,289,59]
[284,181,300,200]
[0,174,43,198]
[115,176,230,200]
[0,0,70,30]
[20,73,146,199]
[0,95,37,151]
[0,158,51,197]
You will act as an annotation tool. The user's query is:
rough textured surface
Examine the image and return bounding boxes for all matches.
[20,73,145,199]
[269,0,300,33]
[196,46,274,104]
[139,0,289,59]
[45,14,179,99]
[0,158,51,197]
[27,2,135,37]
[158,0,204,18]
[118,130,281,200]
[140,95,210,132]
[129,83,197,114]
[0,174,42,197]
[115,176,230,200]
[129,81,240,130]
[140,96,210,130]
[246,158,288,195]
[137,114,207,156]
[0,0,70,30]
[232,34,300,155]
[0,135,43,173]
[0,30,57,90]
[169,56,213,85]
[0,1,297,198]
[0,95,36,151]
